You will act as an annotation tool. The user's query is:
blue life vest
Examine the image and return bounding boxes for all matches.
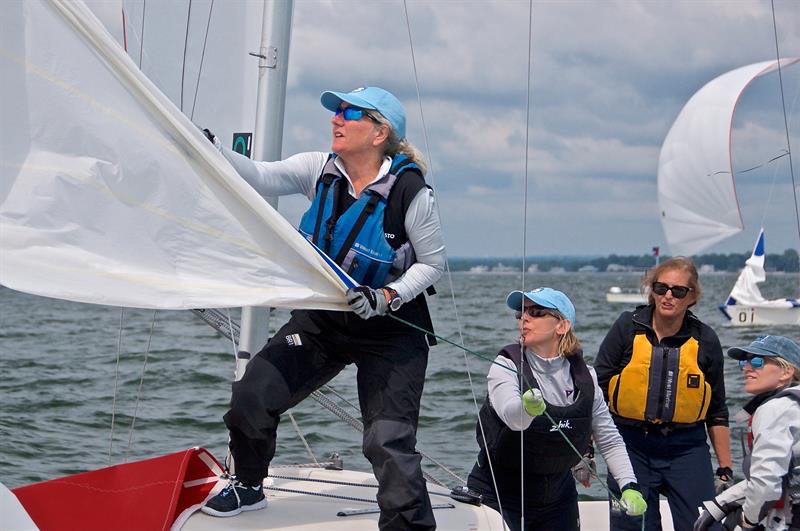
[298,154,420,288]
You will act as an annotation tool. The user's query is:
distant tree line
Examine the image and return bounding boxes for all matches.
[449,249,799,273]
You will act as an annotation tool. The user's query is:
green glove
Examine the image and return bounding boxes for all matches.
[620,487,647,516]
[521,388,545,417]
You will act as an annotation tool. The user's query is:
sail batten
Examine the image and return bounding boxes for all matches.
[0,0,350,311]
[657,58,800,256]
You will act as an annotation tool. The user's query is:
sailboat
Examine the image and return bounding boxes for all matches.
[605,247,660,305]
[658,58,800,327]
[0,1,505,529]
[720,228,800,326]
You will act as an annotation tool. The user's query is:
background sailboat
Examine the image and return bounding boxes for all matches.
[657,58,800,327]
[721,228,799,325]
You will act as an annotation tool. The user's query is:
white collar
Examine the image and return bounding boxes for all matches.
[333,156,392,197]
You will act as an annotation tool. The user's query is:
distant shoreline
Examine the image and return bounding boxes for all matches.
[448,250,799,273]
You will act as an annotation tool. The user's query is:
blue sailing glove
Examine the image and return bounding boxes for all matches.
[346,286,389,320]
[620,485,647,516]
[521,388,545,417]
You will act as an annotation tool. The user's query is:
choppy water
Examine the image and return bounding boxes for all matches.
[1,272,798,499]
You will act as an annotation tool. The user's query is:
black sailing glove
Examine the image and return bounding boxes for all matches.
[346,286,389,320]
[714,466,734,494]
[201,128,216,144]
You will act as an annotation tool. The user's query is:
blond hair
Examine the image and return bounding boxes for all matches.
[558,328,582,358]
[644,256,702,306]
[369,112,428,175]
[773,356,800,384]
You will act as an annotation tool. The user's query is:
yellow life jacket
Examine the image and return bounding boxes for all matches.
[608,333,711,424]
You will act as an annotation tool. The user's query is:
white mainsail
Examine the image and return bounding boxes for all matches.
[0,0,351,311]
[657,58,800,256]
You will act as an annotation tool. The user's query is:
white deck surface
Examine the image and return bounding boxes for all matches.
[183,466,675,530]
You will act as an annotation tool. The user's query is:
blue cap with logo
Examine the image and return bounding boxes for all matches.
[320,86,406,139]
[506,287,576,325]
[727,335,800,368]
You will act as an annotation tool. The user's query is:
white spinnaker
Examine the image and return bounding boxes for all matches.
[0,0,350,311]
[657,58,800,256]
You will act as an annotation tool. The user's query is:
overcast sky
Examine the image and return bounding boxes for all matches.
[105,0,800,258]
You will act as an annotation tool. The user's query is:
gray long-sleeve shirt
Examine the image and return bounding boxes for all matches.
[219,147,445,302]
[488,350,637,487]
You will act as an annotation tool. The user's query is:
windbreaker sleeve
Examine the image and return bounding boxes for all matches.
[589,368,637,487]
[700,324,729,427]
[742,397,800,524]
[594,312,630,402]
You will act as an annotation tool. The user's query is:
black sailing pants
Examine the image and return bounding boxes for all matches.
[467,451,579,531]
[222,310,436,531]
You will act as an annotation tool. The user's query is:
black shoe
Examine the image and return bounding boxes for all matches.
[201,479,267,517]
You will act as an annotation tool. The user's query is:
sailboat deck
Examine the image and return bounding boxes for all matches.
[183,465,504,530]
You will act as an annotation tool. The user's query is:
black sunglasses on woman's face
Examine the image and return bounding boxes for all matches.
[515,306,561,320]
[651,281,692,299]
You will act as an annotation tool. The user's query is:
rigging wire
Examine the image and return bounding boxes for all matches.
[190,0,215,121]
[137,1,146,69]
[397,4,516,514]
[124,310,157,461]
[517,2,535,527]
[180,0,193,112]
[108,309,125,463]
[770,0,800,246]
[400,0,499,497]
[759,90,799,230]
[287,411,320,467]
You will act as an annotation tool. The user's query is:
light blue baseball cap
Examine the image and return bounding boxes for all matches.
[728,335,800,368]
[320,86,406,139]
[506,287,576,325]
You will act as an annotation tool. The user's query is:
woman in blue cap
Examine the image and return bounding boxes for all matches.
[466,287,646,530]
[200,87,443,530]
[694,335,800,531]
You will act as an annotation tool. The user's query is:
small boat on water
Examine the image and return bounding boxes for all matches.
[605,286,647,305]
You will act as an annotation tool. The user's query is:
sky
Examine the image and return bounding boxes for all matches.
[97,0,800,258]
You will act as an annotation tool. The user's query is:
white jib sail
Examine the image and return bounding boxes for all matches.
[657,58,800,256]
[0,0,351,311]
[727,228,796,309]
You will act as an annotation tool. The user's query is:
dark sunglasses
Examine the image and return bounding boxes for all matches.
[334,106,379,123]
[651,281,693,299]
[515,306,561,320]
[738,356,767,370]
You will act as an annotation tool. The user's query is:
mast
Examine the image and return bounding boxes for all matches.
[236,0,294,380]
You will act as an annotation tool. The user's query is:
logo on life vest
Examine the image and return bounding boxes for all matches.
[384,233,395,239]
[549,420,572,432]
[687,374,701,388]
